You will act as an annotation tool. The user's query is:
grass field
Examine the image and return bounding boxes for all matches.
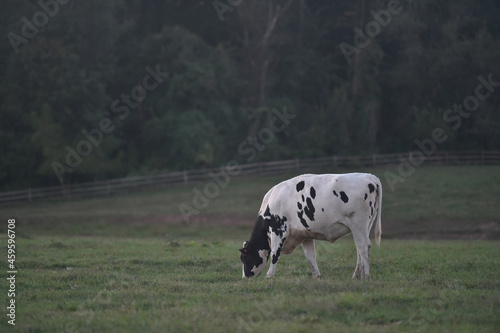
[1,165,500,332]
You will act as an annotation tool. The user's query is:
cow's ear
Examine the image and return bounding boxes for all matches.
[242,241,248,248]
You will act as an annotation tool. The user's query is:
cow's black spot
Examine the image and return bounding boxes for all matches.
[369,201,373,217]
[340,191,349,203]
[304,197,316,221]
[272,254,278,264]
[368,183,375,193]
[333,190,338,197]
[296,181,305,192]
[264,205,272,218]
[272,237,286,264]
[297,187,317,229]
[268,215,287,238]
[297,211,309,229]
[364,193,368,200]
[263,205,288,237]
[322,208,324,212]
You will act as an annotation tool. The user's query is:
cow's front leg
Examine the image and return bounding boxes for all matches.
[301,239,321,278]
[266,234,286,278]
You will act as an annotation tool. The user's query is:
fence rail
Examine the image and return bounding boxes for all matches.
[2,150,500,204]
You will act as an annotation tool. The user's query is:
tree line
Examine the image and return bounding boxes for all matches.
[1,0,499,190]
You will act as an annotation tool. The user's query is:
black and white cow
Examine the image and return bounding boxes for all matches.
[239,173,382,279]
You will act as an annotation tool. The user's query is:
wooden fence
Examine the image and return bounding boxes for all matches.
[1,150,499,204]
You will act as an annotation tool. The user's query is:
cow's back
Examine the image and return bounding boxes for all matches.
[258,173,381,244]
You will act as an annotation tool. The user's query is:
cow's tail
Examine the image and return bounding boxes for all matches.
[374,179,382,246]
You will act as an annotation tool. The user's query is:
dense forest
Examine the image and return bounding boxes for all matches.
[1,0,499,190]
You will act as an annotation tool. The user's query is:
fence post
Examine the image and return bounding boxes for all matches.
[28,188,32,202]
[333,155,338,167]
[183,170,188,185]
[295,158,300,171]
[481,150,484,165]
[372,154,377,166]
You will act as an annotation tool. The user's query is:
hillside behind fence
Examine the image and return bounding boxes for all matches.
[2,150,499,204]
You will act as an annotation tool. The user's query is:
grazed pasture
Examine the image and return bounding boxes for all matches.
[1,166,499,332]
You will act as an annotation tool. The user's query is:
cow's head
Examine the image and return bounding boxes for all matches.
[239,241,268,278]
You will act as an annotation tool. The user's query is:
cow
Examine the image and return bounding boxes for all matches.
[239,173,382,279]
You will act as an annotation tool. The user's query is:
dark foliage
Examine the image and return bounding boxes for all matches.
[1,0,499,190]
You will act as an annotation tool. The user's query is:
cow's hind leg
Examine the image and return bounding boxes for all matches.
[301,239,321,279]
[351,228,371,279]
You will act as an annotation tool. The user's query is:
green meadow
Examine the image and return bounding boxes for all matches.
[1,165,500,332]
